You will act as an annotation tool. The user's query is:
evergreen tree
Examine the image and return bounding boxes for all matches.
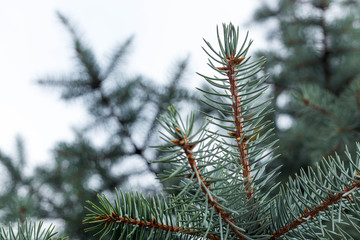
[252,0,360,179]
[83,23,360,239]
[0,12,202,239]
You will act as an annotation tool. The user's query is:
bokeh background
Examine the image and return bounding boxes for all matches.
[0,1,263,164]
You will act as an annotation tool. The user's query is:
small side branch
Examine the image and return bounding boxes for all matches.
[271,180,360,239]
[302,98,338,119]
[95,212,221,240]
[171,128,247,240]
[98,88,158,175]
[220,56,253,200]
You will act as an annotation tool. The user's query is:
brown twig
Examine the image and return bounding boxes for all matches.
[171,128,247,240]
[98,88,158,175]
[302,98,338,119]
[95,212,221,240]
[219,55,253,200]
[271,179,360,239]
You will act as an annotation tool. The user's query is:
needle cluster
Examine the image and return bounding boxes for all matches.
[83,23,360,240]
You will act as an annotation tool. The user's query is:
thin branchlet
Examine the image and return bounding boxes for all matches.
[271,177,360,239]
[171,127,247,239]
[302,98,338,119]
[220,54,253,200]
[95,212,221,240]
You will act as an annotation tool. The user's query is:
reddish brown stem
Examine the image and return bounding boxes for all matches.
[222,55,253,199]
[302,98,337,119]
[172,132,247,240]
[95,212,221,240]
[271,180,360,239]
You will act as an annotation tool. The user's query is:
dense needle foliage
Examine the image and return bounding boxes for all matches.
[82,24,360,239]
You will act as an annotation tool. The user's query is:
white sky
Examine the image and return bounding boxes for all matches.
[0,1,266,167]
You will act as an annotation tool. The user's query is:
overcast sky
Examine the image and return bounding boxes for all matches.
[0,1,266,167]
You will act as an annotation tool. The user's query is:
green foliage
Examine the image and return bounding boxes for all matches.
[0,137,40,224]
[34,12,203,239]
[84,23,360,239]
[253,0,360,179]
[0,12,203,240]
[1,3,360,239]
[0,220,66,240]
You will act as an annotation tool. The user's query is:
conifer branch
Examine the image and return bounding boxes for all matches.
[77,61,150,173]
[98,87,158,174]
[220,55,254,200]
[0,220,65,240]
[94,212,221,240]
[171,127,247,239]
[271,178,360,239]
[84,22,360,240]
[302,98,338,119]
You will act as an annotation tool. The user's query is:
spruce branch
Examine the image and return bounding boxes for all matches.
[93,211,221,240]
[170,124,247,239]
[0,220,66,240]
[220,51,252,199]
[97,84,155,170]
[271,174,360,238]
[200,26,271,202]
[85,23,275,240]
[84,189,224,240]
[84,22,360,240]
[302,98,338,119]
[40,12,159,175]
[269,144,360,239]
